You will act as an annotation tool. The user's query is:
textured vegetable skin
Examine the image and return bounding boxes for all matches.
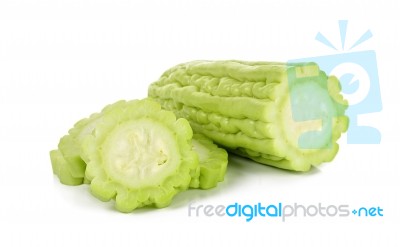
[148,60,349,171]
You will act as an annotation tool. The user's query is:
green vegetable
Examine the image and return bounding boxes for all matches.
[191,134,228,189]
[50,100,228,189]
[49,102,124,185]
[50,99,229,212]
[148,60,348,171]
[80,99,198,212]
[50,149,83,185]
[192,134,228,189]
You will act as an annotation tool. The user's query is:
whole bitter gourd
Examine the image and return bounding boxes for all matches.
[148,60,349,171]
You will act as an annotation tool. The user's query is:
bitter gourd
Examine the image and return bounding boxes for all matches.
[79,99,198,212]
[50,99,229,211]
[50,149,83,185]
[50,100,228,189]
[191,134,228,189]
[50,101,125,185]
[148,60,349,171]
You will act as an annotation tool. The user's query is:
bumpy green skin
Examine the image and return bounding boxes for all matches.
[191,134,228,189]
[148,60,349,171]
[81,99,198,212]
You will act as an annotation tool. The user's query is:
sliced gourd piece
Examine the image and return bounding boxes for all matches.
[51,101,125,182]
[81,99,198,212]
[50,150,83,185]
[58,135,86,179]
[190,134,228,189]
[51,99,206,190]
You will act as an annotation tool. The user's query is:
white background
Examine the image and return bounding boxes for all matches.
[1,0,399,246]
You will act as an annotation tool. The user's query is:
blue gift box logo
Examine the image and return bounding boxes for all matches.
[289,20,382,144]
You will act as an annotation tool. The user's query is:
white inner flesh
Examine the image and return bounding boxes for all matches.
[102,119,180,188]
[77,115,102,142]
[191,140,209,163]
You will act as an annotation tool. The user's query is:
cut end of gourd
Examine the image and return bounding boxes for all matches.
[281,80,336,151]
[275,71,348,171]
[80,99,198,212]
